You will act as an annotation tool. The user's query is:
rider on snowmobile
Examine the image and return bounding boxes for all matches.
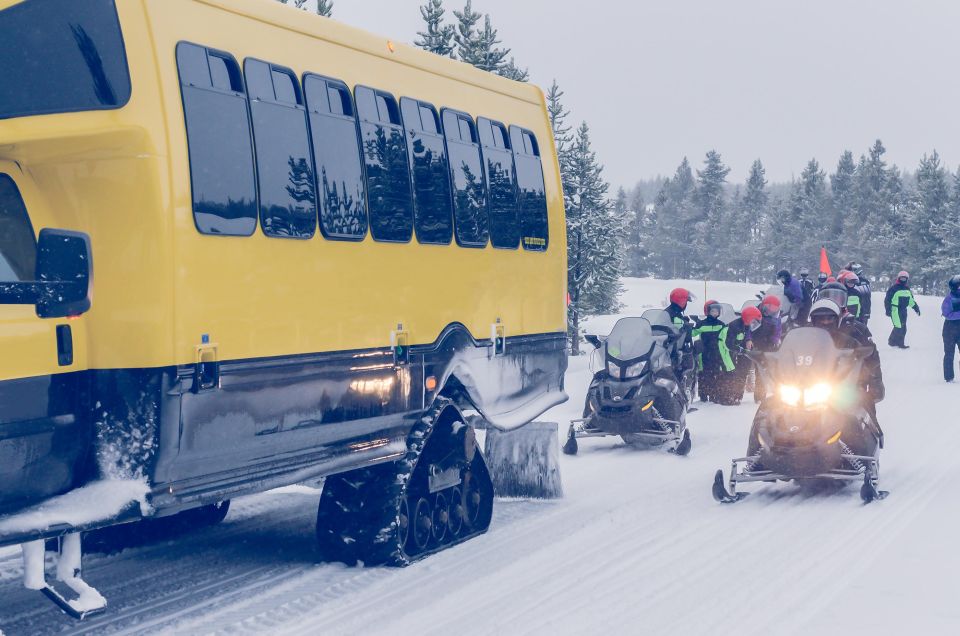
[809,285,885,416]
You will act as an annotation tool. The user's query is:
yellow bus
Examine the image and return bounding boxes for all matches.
[0,0,566,616]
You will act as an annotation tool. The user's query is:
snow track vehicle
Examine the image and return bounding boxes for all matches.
[563,311,692,456]
[0,0,567,618]
[713,327,886,504]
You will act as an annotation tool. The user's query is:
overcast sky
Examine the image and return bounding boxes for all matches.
[320,0,960,189]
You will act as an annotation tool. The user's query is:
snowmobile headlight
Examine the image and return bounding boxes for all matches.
[778,384,802,407]
[624,360,647,378]
[607,360,620,378]
[803,382,833,407]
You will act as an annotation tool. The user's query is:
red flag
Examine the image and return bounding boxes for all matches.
[819,247,832,276]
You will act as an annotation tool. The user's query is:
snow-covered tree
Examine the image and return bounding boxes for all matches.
[565,122,623,353]
[694,150,731,277]
[316,0,333,16]
[415,0,455,57]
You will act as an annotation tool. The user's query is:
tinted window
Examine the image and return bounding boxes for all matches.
[0,175,36,282]
[304,74,367,240]
[356,86,413,242]
[0,0,131,120]
[443,110,488,247]
[401,97,452,245]
[245,59,316,239]
[478,117,519,249]
[510,126,548,251]
[177,42,257,236]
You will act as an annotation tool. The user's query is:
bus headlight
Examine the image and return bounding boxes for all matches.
[779,384,802,407]
[803,382,833,407]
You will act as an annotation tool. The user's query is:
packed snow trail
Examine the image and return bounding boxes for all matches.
[1,278,958,635]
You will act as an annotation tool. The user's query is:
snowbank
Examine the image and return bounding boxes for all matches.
[0,479,149,536]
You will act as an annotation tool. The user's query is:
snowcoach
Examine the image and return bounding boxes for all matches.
[0,0,567,618]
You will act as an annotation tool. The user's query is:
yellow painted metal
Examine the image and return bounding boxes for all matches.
[0,0,567,380]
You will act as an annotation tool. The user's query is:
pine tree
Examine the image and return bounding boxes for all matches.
[652,158,696,278]
[694,150,731,278]
[934,170,960,283]
[622,188,652,276]
[453,1,483,65]
[565,123,623,353]
[829,150,856,256]
[316,0,333,17]
[499,57,529,82]
[415,0,455,57]
[909,151,950,290]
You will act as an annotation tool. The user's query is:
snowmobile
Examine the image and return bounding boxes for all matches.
[563,310,691,456]
[712,327,887,504]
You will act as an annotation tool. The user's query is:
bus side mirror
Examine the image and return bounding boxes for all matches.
[35,229,92,319]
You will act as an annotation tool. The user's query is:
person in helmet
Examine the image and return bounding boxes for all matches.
[715,305,762,405]
[693,300,725,401]
[884,270,920,348]
[941,275,960,381]
[809,294,885,413]
[751,295,783,402]
[845,262,873,325]
[838,270,870,322]
[776,269,803,324]
[666,288,697,396]
[797,267,815,324]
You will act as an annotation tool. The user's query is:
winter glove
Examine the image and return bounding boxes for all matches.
[885,310,891,317]
[915,307,921,316]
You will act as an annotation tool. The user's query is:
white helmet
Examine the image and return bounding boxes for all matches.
[809,298,842,328]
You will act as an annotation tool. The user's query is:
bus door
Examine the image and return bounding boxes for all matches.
[0,162,92,515]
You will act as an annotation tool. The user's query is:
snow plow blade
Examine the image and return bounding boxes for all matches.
[483,421,563,499]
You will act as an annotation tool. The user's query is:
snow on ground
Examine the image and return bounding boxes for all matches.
[1,278,958,634]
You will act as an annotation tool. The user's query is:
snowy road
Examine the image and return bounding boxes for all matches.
[2,279,958,635]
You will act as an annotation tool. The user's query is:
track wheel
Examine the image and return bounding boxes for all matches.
[398,495,411,548]
[447,487,464,537]
[411,497,433,553]
[432,492,448,544]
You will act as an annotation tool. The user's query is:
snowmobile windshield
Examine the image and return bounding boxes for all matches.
[816,286,848,308]
[769,327,843,384]
[741,300,759,313]
[605,317,655,361]
[641,308,678,335]
[715,303,737,324]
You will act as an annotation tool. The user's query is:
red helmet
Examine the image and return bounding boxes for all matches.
[897,270,910,281]
[741,306,762,326]
[704,299,719,314]
[760,295,781,316]
[670,288,693,308]
[826,276,837,283]
[837,270,859,286]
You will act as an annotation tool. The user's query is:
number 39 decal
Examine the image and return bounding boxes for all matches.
[796,355,814,366]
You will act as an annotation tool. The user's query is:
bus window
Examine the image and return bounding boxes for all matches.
[477,117,519,249]
[442,109,489,248]
[304,74,368,240]
[0,0,131,120]
[509,126,548,251]
[0,175,36,282]
[176,42,258,236]
[400,97,452,245]
[244,60,316,239]
[355,86,413,243]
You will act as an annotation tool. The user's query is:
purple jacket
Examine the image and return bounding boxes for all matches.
[942,292,960,321]
[783,277,803,305]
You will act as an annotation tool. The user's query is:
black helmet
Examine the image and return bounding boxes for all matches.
[950,275,960,291]
[818,272,827,283]
[776,269,790,281]
[851,262,864,276]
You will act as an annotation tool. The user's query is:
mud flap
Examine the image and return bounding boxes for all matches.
[23,533,106,619]
[483,421,563,499]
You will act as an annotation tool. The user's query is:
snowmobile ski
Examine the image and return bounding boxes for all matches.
[712,469,748,504]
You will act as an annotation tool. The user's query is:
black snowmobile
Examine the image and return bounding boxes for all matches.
[563,310,691,456]
[712,327,887,504]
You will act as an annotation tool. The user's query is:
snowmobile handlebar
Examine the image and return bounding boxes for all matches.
[584,334,603,349]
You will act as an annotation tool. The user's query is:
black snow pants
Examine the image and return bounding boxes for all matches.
[888,307,908,347]
[943,320,960,381]
[716,361,750,405]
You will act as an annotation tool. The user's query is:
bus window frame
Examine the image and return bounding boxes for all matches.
[508,124,549,253]
[441,107,490,249]
[243,57,317,240]
[477,116,520,251]
[354,84,414,245]
[176,41,259,238]
[400,96,453,246]
[302,72,369,242]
